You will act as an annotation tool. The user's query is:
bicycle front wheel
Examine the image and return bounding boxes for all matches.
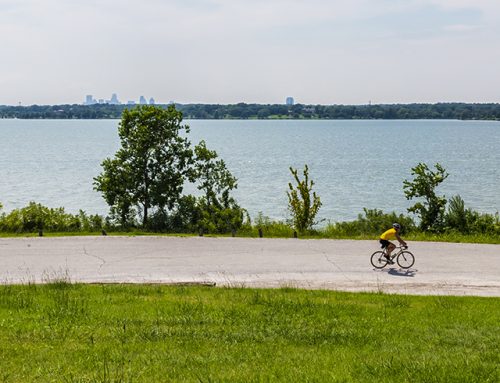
[397,251,415,269]
[371,251,388,269]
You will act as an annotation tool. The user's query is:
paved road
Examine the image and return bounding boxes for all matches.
[1,236,499,296]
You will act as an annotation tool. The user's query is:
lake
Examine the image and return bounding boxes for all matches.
[0,119,499,223]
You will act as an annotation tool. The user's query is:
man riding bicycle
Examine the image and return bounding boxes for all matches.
[379,223,407,264]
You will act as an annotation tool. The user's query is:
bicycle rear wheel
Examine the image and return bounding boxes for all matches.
[397,251,415,269]
[371,251,388,269]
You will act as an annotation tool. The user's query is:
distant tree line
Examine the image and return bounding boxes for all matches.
[1,102,500,120]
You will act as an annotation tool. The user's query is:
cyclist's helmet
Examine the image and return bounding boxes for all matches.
[392,223,401,230]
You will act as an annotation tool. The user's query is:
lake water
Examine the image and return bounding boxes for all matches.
[0,119,499,223]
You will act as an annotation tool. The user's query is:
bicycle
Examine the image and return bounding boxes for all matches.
[370,245,415,269]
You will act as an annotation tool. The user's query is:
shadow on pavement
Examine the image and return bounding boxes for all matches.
[387,268,417,277]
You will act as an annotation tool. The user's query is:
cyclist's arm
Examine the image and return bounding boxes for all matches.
[395,233,407,247]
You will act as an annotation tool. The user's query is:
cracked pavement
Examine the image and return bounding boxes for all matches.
[0,236,499,296]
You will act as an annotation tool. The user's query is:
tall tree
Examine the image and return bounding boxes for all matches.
[94,105,194,227]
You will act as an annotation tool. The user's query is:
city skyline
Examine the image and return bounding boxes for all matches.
[83,94,156,106]
[1,1,500,106]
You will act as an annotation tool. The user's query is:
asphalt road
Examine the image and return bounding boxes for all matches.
[1,236,499,296]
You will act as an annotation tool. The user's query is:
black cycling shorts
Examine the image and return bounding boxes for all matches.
[379,239,391,249]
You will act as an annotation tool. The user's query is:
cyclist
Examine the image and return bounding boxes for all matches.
[379,223,407,264]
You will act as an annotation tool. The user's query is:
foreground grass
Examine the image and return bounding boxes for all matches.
[0,284,498,382]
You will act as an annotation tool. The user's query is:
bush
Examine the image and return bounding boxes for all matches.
[0,202,103,233]
[445,195,468,233]
[145,195,245,235]
[324,208,416,238]
[242,212,294,237]
[445,195,500,235]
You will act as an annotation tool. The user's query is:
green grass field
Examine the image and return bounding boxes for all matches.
[0,283,498,382]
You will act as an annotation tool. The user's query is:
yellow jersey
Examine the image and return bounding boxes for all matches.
[380,228,397,240]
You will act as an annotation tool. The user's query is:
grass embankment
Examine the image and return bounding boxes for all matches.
[0,284,498,382]
[2,228,499,244]
[238,226,500,244]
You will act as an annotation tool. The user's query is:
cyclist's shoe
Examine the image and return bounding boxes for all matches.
[385,256,394,265]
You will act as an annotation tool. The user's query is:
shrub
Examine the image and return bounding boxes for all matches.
[249,212,294,237]
[445,195,500,235]
[287,165,322,233]
[0,202,103,233]
[324,208,416,238]
[445,195,468,233]
[145,194,244,235]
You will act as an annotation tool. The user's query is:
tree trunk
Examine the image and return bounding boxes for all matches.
[143,204,148,227]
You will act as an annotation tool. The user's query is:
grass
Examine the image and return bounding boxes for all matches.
[405,231,500,244]
[238,225,500,244]
[1,225,499,244]
[0,283,498,382]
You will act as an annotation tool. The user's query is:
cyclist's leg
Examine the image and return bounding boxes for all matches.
[386,242,396,257]
[380,240,394,260]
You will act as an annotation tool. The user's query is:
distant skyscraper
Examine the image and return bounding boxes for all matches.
[286,97,294,106]
[127,101,136,105]
[149,97,155,105]
[110,93,120,105]
[84,95,96,105]
[139,96,147,105]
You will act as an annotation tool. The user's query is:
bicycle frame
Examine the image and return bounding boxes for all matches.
[383,246,407,261]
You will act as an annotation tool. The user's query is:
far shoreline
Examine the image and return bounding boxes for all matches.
[1,117,500,122]
[2,102,500,121]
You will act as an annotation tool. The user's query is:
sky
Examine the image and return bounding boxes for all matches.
[1,0,499,105]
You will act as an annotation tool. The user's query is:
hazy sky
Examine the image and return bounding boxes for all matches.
[1,0,499,105]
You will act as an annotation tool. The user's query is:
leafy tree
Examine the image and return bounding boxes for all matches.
[194,141,237,204]
[193,141,243,233]
[403,163,449,231]
[287,165,322,232]
[93,105,243,233]
[94,105,194,227]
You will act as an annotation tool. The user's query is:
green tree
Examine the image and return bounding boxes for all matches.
[403,163,449,231]
[193,141,243,233]
[287,165,322,233]
[194,141,237,203]
[94,105,194,227]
